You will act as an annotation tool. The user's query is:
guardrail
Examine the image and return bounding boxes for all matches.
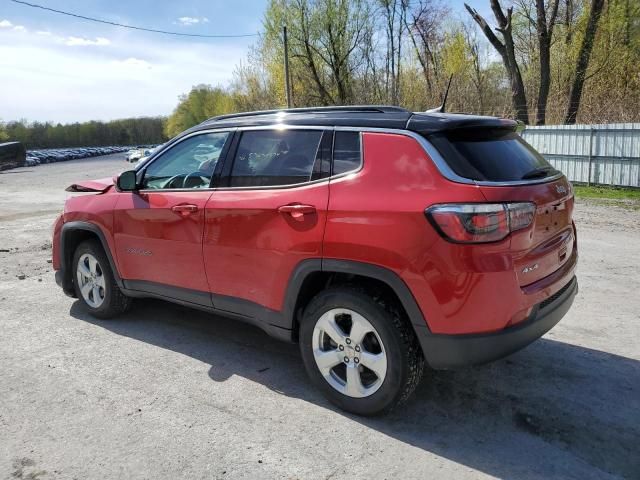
[522,123,640,187]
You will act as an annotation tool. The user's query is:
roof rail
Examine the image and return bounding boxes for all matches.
[205,105,410,123]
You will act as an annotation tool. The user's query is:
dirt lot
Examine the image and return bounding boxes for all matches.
[1,155,638,480]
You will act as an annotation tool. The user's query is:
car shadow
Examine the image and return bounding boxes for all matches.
[69,299,639,479]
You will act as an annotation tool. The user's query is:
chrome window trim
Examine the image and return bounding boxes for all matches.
[137,123,563,191]
[334,126,564,186]
[214,176,331,191]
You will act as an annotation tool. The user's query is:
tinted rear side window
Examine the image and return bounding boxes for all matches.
[229,130,323,187]
[429,128,555,182]
[333,131,361,175]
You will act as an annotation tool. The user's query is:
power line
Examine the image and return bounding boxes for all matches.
[9,0,260,38]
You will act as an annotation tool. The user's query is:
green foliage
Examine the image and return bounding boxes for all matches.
[2,118,166,149]
[220,0,639,124]
[442,31,471,77]
[0,121,9,142]
[260,0,369,106]
[573,185,640,201]
[164,85,235,138]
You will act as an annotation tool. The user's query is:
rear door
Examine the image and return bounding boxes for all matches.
[202,127,331,318]
[113,130,232,301]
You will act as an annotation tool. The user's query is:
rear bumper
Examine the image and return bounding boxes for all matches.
[418,276,578,369]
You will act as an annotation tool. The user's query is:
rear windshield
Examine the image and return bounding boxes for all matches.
[428,128,557,182]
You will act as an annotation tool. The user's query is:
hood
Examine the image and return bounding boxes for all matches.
[65,176,115,193]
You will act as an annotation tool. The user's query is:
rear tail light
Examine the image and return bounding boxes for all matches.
[426,203,536,244]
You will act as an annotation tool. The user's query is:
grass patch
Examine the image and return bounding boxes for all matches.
[573,185,640,201]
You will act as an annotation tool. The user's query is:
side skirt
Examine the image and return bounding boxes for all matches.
[121,279,293,343]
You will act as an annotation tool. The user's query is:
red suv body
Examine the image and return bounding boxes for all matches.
[53,106,578,415]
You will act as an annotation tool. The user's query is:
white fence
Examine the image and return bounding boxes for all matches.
[522,123,640,187]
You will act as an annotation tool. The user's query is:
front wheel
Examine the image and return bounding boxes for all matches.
[72,240,131,319]
[299,287,424,416]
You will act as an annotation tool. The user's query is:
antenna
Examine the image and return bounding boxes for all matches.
[426,74,454,113]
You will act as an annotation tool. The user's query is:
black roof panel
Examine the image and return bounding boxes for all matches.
[191,106,516,135]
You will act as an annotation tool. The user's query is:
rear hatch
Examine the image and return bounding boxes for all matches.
[422,122,575,287]
[480,179,575,287]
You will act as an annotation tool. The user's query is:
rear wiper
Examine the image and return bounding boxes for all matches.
[521,166,554,180]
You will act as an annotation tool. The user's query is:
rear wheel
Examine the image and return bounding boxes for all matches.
[72,240,131,319]
[300,286,424,416]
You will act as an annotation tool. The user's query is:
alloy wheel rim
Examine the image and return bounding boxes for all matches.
[76,253,106,308]
[312,308,387,398]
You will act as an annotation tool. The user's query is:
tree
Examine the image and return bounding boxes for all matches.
[260,0,368,107]
[465,1,530,123]
[2,118,166,149]
[564,0,605,124]
[534,0,560,124]
[379,0,408,104]
[405,0,448,96]
[0,122,9,142]
[462,22,488,114]
[164,85,234,138]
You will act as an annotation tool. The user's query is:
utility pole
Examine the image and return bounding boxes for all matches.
[283,25,292,108]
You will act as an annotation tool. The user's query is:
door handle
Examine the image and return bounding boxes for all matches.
[172,204,199,215]
[277,204,316,220]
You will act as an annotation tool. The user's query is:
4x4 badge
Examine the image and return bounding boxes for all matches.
[522,263,539,274]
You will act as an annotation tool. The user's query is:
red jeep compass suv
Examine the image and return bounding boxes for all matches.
[52,106,578,415]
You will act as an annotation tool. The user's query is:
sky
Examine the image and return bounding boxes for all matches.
[0,0,488,124]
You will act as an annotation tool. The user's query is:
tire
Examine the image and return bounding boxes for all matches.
[72,240,132,319]
[299,286,424,416]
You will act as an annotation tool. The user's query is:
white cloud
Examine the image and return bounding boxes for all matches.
[176,16,208,26]
[64,36,111,47]
[111,57,152,69]
[0,35,250,123]
[36,30,52,36]
[0,20,26,31]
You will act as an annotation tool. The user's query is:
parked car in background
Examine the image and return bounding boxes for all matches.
[126,146,160,164]
[126,149,146,163]
[52,106,578,416]
[136,145,163,166]
[26,146,129,164]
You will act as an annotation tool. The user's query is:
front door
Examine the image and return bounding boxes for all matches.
[203,128,331,318]
[113,130,232,304]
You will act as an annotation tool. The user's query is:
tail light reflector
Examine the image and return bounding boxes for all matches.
[426,203,535,243]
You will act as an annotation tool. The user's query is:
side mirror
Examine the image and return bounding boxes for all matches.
[117,170,138,191]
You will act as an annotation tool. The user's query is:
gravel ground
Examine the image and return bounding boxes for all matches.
[0,154,638,480]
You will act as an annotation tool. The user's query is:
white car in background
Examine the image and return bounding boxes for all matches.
[136,145,163,166]
[125,149,142,162]
[125,146,158,163]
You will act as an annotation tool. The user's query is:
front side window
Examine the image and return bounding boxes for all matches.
[229,130,323,187]
[141,132,229,189]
